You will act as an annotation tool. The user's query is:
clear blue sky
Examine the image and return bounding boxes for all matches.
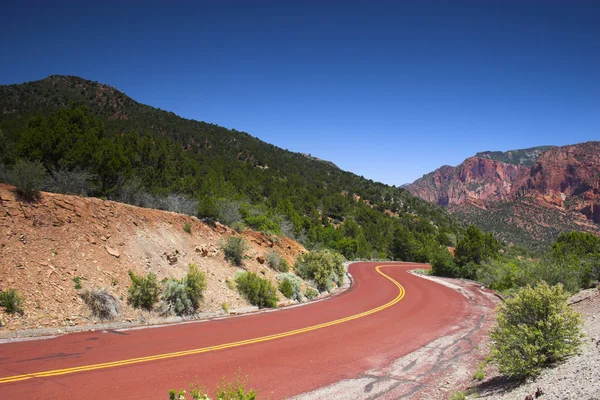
[1,1,599,185]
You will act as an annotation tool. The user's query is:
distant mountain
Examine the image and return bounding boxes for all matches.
[0,75,462,260]
[406,143,600,250]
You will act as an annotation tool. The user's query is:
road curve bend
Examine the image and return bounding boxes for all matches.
[0,262,470,399]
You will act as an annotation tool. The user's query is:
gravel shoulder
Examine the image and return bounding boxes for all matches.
[294,272,500,400]
[471,288,600,400]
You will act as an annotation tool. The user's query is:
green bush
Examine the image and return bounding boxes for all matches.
[221,236,249,266]
[304,287,319,300]
[430,247,457,277]
[215,370,258,400]
[80,288,121,320]
[279,279,294,299]
[183,221,192,234]
[185,264,207,308]
[449,391,466,400]
[295,249,345,292]
[277,273,304,301]
[169,370,257,400]
[266,251,290,272]
[159,264,207,316]
[0,289,24,314]
[235,272,278,309]
[244,214,279,234]
[490,282,583,378]
[10,159,46,202]
[160,280,193,316]
[127,271,160,311]
[73,276,82,290]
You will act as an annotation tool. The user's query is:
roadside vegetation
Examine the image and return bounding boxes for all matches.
[235,272,279,309]
[0,289,24,315]
[169,370,257,400]
[295,249,345,292]
[221,236,249,266]
[490,282,582,378]
[428,226,593,385]
[125,265,207,316]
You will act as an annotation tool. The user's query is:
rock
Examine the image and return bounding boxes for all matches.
[105,246,120,258]
[256,256,265,264]
[6,278,15,284]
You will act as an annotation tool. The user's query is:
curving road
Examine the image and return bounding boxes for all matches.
[0,262,470,399]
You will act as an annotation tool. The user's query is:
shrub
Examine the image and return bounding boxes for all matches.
[222,302,229,313]
[226,277,237,290]
[304,287,319,300]
[295,250,345,292]
[80,288,122,320]
[222,236,249,266]
[127,271,160,310]
[159,264,207,316]
[279,279,294,299]
[185,264,207,308]
[449,391,466,400]
[0,289,24,314]
[46,167,94,196]
[490,282,583,378]
[235,272,278,308]
[73,276,82,290]
[10,159,46,202]
[277,273,304,301]
[159,280,193,316]
[169,370,258,400]
[215,370,258,400]
[244,214,279,234]
[477,259,522,292]
[183,221,192,234]
[266,251,290,272]
[430,247,457,277]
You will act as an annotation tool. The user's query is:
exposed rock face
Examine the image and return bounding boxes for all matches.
[406,142,600,248]
[408,157,526,207]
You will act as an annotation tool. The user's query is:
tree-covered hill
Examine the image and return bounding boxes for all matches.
[0,75,463,260]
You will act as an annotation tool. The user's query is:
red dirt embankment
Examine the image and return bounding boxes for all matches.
[0,184,305,332]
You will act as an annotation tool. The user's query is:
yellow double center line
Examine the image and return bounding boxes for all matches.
[0,265,405,384]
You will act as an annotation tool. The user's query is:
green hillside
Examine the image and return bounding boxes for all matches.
[475,146,556,166]
[0,75,462,261]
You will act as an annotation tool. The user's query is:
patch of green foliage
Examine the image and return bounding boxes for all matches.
[449,392,466,400]
[295,249,345,292]
[304,287,319,300]
[159,264,207,316]
[72,276,82,290]
[475,231,600,294]
[490,282,582,378]
[221,236,249,266]
[0,289,24,314]
[127,271,160,311]
[169,370,258,400]
[265,251,290,272]
[277,273,304,301]
[183,221,192,234]
[235,272,279,309]
[279,279,294,299]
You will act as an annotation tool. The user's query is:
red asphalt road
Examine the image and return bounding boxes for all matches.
[0,262,468,399]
